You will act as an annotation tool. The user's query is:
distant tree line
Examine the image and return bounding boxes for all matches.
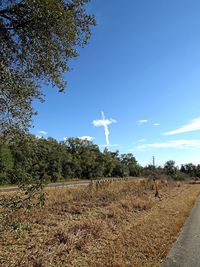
[142,160,200,181]
[1,136,200,185]
[0,135,141,185]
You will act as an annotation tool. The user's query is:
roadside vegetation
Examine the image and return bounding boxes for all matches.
[0,179,200,266]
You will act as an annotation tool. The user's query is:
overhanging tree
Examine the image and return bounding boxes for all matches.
[0,0,96,138]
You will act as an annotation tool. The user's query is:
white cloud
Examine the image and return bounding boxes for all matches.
[63,137,68,141]
[38,130,47,135]
[93,117,116,127]
[153,123,160,126]
[138,138,147,142]
[138,139,200,150]
[36,135,42,139]
[78,136,94,141]
[92,112,117,146]
[138,119,148,124]
[164,118,200,135]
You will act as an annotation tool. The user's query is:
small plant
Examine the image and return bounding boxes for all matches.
[11,221,21,230]
[10,221,24,240]
[173,171,186,181]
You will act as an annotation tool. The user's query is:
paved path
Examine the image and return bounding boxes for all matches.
[0,177,136,193]
[0,180,90,193]
[162,196,200,267]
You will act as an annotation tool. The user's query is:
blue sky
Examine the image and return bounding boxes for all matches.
[32,0,200,166]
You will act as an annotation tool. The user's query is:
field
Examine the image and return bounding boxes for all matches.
[0,179,200,267]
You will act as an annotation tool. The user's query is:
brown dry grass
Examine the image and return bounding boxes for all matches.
[0,179,200,267]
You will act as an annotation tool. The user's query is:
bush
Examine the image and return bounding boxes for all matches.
[172,171,188,181]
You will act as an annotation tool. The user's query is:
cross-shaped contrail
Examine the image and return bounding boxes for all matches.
[92,112,117,147]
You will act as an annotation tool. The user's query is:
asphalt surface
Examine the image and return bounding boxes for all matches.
[0,180,90,193]
[0,178,135,193]
[162,196,200,267]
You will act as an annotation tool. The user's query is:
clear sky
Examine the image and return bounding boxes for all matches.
[32,0,200,166]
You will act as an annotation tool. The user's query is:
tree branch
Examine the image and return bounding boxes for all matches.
[0,14,13,20]
[0,1,25,15]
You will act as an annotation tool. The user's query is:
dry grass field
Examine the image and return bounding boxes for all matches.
[0,179,200,267]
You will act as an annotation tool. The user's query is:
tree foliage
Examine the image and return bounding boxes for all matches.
[180,163,200,178]
[0,135,142,185]
[0,0,95,137]
[164,160,177,176]
[2,136,200,187]
[0,143,14,183]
